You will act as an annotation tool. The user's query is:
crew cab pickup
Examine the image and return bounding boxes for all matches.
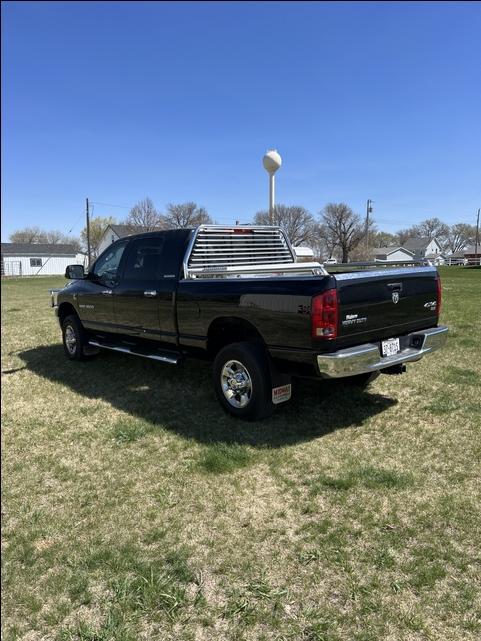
[51,225,448,420]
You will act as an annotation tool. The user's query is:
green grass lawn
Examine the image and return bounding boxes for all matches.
[2,267,480,641]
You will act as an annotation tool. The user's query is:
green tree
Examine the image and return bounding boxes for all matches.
[371,231,399,248]
[81,216,117,260]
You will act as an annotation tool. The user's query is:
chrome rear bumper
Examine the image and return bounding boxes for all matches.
[317,326,448,379]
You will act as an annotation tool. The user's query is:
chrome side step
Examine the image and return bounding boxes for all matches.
[88,340,181,364]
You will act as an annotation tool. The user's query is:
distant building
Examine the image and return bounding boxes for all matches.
[371,246,415,262]
[403,237,443,259]
[1,243,86,277]
[96,224,162,256]
[447,245,481,265]
[293,246,314,262]
[463,246,481,264]
[424,252,446,266]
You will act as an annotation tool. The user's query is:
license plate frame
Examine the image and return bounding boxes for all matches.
[381,338,401,357]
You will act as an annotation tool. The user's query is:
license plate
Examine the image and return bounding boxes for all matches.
[382,338,400,357]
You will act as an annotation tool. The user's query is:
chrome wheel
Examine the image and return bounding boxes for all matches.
[65,325,77,356]
[220,359,253,408]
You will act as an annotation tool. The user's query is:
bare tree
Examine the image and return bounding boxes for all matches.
[416,217,449,242]
[81,216,117,259]
[396,227,418,245]
[9,227,81,250]
[445,223,476,253]
[311,223,338,260]
[45,230,64,244]
[319,203,370,263]
[63,235,83,252]
[164,202,212,228]
[125,197,164,231]
[9,227,48,243]
[253,205,316,246]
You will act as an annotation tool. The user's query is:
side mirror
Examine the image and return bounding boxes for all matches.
[65,264,85,279]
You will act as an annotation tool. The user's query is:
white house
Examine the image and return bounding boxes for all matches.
[403,237,443,259]
[97,224,158,256]
[371,246,416,262]
[1,243,86,277]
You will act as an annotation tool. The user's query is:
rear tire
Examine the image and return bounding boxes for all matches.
[213,342,274,421]
[62,314,94,361]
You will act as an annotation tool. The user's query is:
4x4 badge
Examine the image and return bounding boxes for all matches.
[392,292,400,304]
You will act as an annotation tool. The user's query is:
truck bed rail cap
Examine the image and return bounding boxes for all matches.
[334,266,437,280]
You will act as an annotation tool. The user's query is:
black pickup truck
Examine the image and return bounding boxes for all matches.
[51,225,448,419]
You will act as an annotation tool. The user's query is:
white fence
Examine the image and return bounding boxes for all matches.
[1,260,23,276]
[445,257,481,266]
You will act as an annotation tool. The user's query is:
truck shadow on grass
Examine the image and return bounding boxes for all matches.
[19,345,398,447]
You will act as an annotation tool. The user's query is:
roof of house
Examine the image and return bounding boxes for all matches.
[449,246,480,258]
[110,224,140,238]
[372,246,415,257]
[1,242,81,256]
[403,237,439,251]
[462,245,481,255]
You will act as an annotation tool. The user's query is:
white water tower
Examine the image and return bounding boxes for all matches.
[263,149,282,224]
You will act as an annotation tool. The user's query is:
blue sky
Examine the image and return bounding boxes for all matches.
[2,1,480,240]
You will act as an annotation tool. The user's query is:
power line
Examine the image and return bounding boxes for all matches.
[89,201,132,209]
[66,213,85,234]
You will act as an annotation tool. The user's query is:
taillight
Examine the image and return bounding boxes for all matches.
[436,273,442,316]
[311,288,339,339]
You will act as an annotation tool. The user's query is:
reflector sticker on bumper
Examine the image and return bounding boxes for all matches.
[272,384,292,404]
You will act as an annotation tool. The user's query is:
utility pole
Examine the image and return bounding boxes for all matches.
[365,199,373,252]
[475,207,480,263]
[86,197,91,267]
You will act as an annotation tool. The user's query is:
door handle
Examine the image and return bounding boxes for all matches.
[144,290,157,297]
[101,289,113,296]
[386,282,402,292]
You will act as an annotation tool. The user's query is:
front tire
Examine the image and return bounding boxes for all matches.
[212,342,274,421]
[62,314,93,361]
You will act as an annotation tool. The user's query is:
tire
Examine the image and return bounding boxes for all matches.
[212,342,274,421]
[62,314,94,361]
[341,371,380,388]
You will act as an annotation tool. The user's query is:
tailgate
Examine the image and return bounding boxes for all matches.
[334,267,439,347]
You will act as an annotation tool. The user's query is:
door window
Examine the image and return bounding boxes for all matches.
[91,241,127,287]
[121,238,164,282]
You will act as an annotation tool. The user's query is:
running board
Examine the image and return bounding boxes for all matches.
[88,340,181,364]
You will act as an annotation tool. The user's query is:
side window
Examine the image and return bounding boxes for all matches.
[121,237,164,282]
[91,241,128,287]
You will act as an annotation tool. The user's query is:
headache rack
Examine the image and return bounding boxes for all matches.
[183,225,327,279]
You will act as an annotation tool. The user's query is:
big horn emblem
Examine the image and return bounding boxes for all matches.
[392,292,400,304]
